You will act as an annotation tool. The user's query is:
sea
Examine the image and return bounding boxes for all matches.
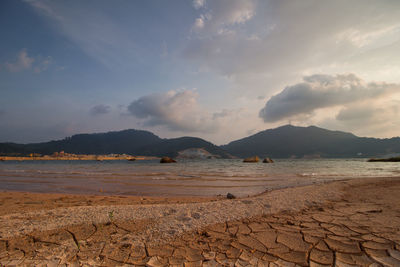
[0,159,399,197]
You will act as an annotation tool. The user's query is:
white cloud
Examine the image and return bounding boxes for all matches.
[193,17,205,30]
[193,0,205,9]
[259,73,400,122]
[191,0,256,35]
[5,49,35,72]
[184,0,400,100]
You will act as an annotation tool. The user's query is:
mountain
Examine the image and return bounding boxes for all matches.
[2,125,400,159]
[221,125,400,158]
[0,129,232,158]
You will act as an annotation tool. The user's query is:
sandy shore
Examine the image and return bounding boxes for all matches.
[0,177,400,266]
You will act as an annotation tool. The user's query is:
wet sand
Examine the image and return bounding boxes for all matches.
[0,177,400,266]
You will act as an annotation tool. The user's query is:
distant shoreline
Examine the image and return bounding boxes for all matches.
[0,155,158,161]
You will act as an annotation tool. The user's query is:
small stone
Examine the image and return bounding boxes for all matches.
[227,193,236,199]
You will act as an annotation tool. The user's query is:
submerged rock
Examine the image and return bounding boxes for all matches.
[368,157,400,162]
[160,157,177,163]
[226,193,236,199]
[263,157,274,163]
[243,156,259,163]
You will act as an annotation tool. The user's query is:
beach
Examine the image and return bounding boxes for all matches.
[0,177,400,266]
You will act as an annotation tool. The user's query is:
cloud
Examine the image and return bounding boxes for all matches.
[3,49,52,73]
[184,1,400,98]
[193,0,205,9]
[127,89,220,132]
[33,56,52,73]
[193,16,205,30]
[259,74,400,122]
[90,104,111,116]
[336,104,377,123]
[191,0,256,35]
[5,49,35,72]
[317,101,400,138]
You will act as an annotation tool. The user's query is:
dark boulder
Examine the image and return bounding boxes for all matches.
[263,157,274,163]
[160,157,177,163]
[368,157,400,162]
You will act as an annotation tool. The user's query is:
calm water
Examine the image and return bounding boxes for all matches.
[0,159,399,197]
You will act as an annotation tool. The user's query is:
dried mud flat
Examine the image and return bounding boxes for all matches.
[1,178,400,266]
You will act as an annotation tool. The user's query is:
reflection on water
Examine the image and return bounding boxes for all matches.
[0,159,399,197]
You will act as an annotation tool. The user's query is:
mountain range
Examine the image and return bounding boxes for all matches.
[1,125,400,158]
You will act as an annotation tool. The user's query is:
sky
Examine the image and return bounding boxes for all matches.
[1,0,400,145]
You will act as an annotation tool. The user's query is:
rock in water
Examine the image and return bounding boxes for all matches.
[263,157,274,163]
[243,156,259,163]
[160,157,177,163]
[226,193,236,199]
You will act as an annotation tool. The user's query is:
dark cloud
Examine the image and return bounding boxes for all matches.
[127,90,217,132]
[259,74,399,122]
[90,104,111,116]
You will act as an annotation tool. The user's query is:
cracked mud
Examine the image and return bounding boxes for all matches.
[0,178,400,266]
